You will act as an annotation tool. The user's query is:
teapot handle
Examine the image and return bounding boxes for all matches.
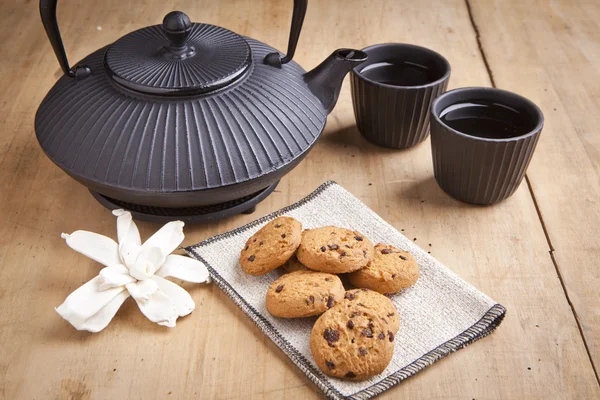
[41,0,306,76]
[264,0,308,67]
[40,0,91,79]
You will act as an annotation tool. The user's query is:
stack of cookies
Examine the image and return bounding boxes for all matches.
[239,216,419,381]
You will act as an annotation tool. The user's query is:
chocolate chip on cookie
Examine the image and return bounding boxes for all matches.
[324,328,340,347]
[326,296,335,308]
[348,244,419,294]
[266,270,345,318]
[240,217,302,276]
[296,226,375,274]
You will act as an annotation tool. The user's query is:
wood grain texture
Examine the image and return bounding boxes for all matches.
[470,0,600,376]
[0,0,597,399]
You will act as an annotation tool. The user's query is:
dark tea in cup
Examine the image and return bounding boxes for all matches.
[439,99,537,140]
[359,60,440,87]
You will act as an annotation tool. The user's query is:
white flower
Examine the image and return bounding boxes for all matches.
[55,209,209,332]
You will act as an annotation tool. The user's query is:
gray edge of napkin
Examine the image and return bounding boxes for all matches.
[185,181,506,400]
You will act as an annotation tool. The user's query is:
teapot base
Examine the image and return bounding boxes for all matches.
[89,181,279,224]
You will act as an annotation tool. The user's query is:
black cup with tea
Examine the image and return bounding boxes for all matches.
[430,87,544,205]
[350,43,451,149]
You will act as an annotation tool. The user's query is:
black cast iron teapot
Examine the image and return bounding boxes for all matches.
[35,0,367,221]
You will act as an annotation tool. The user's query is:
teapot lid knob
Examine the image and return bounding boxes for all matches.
[162,11,192,49]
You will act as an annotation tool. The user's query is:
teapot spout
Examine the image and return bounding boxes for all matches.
[304,49,368,114]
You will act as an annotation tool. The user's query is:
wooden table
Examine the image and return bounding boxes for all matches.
[1,0,598,398]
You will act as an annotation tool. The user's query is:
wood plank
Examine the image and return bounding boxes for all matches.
[469,0,600,377]
[0,0,597,399]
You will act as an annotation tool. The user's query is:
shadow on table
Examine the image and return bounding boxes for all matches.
[320,125,416,157]
[400,175,473,209]
[321,125,475,210]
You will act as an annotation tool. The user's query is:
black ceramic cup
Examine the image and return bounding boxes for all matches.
[350,43,451,149]
[430,87,544,205]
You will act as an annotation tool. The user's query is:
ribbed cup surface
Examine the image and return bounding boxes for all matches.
[430,87,543,205]
[350,44,451,149]
[351,76,448,148]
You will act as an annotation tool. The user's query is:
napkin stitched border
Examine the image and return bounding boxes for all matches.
[185,181,506,400]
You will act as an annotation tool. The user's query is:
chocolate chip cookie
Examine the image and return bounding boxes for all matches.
[240,216,302,276]
[342,288,400,334]
[297,226,374,274]
[310,291,396,380]
[281,254,310,273]
[266,270,345,318]
[348,244,420,294]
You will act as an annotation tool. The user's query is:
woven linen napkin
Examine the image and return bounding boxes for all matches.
[185,181,505,400]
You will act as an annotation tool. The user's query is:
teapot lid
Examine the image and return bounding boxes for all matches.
[105,11,251,96]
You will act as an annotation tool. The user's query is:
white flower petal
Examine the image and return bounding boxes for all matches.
[129,246,165,280]
[71,291,131,333]
[128,286,179,328]
[112,209,140,245]
[155,255,210,283]
[61,231,121,267]
[112,209,142,267]
[99,265,135,290]
[141,221,185,257]
[56,276,126,326]
[151,276,195,317]
[121,243,142,269]
[126,279,159,302]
